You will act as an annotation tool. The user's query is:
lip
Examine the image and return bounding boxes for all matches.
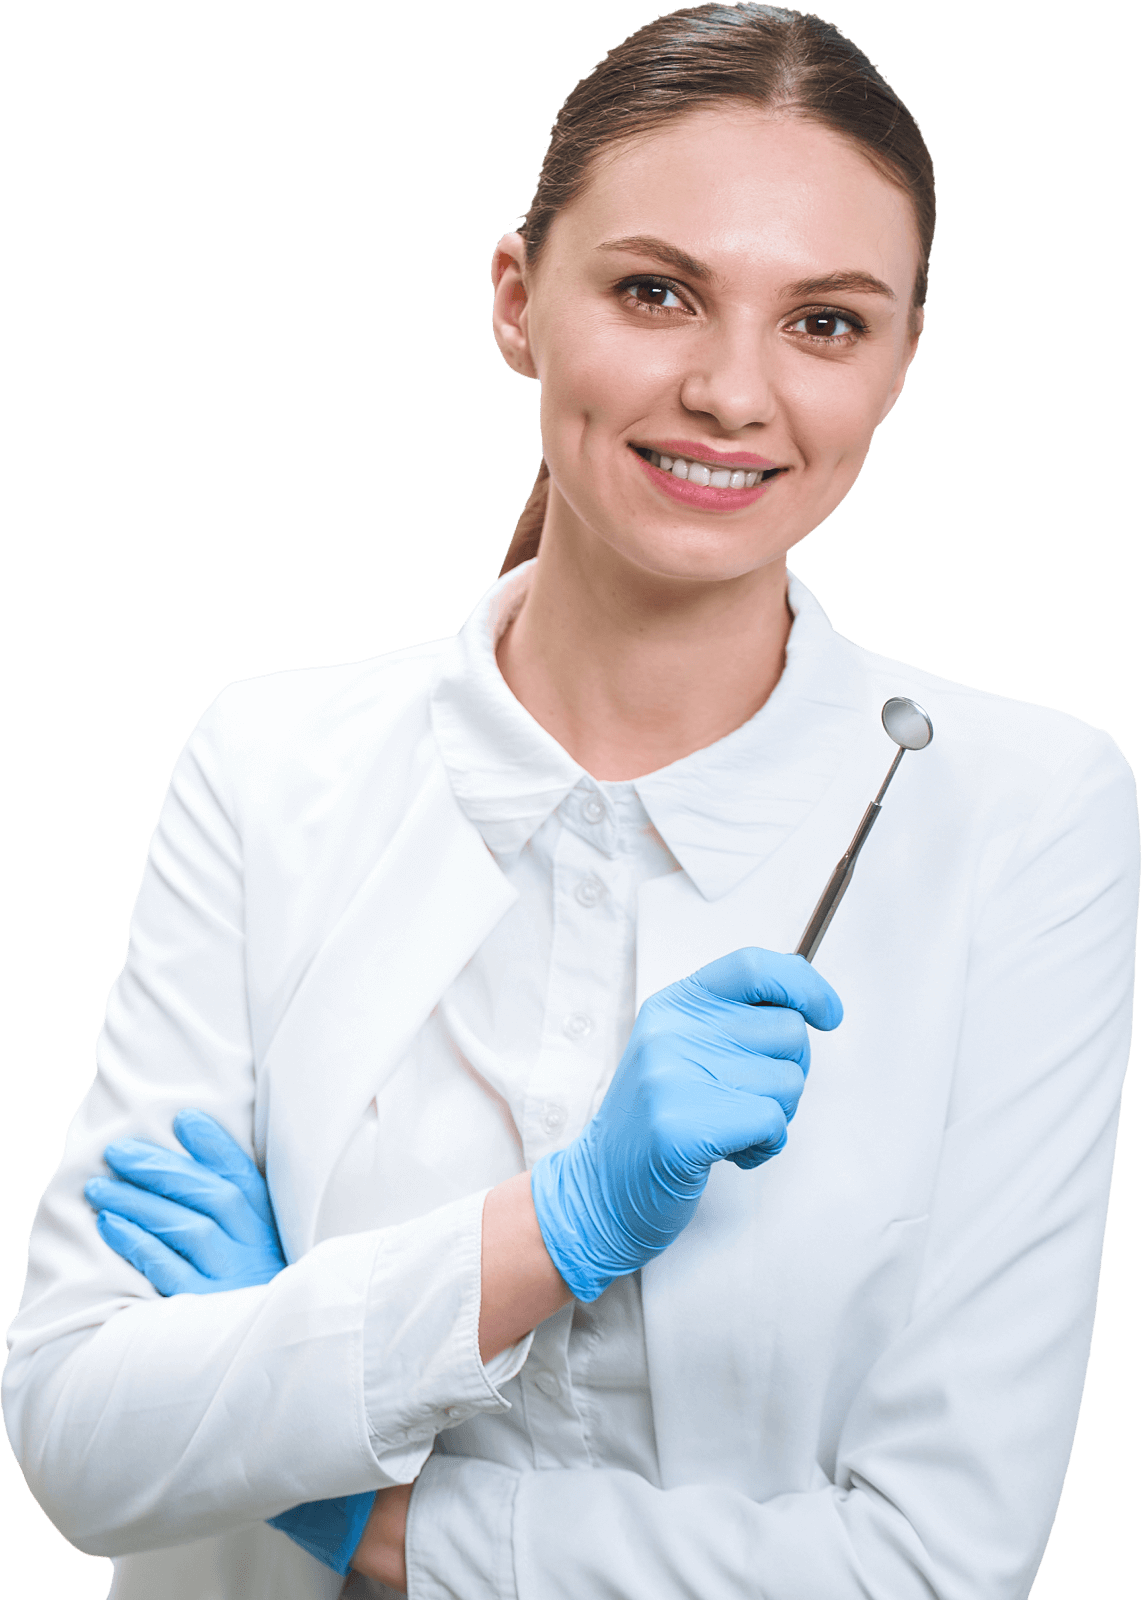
[631,448,776,512]
[641,438,780,471]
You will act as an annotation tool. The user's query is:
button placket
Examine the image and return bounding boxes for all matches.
[521,822,626,1164]
[519,1304,592,1470]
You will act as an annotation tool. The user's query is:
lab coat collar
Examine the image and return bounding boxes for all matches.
[429,563,584,859]
[430,563,867,901]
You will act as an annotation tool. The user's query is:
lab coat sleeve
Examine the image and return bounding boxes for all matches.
[1,693,520,1558]
[403,734,1139,1600]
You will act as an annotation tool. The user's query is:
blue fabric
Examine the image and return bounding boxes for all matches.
[531,947,842,1301]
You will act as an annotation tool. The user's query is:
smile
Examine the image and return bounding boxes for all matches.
[633,446,782,489]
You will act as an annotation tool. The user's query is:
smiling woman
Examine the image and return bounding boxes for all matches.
[3,7,1137,1600]
[491,97,926,779]
[498,2,932,579]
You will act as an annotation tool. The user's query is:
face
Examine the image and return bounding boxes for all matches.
[492,107,922,585]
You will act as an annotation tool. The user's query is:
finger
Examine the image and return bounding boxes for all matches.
[652,1081,786,1171]
[102,1139,255,1241]
[714,1057,807,1121]
[704,1002,811,1071]
[727,1141,784,1171]
[86,1174,197,1233]
[689,948,843,1031]
[702,1092,789,1165]
[172,1111,278,1234]
[95,1210,206,1296]
[86,1177,238,1278]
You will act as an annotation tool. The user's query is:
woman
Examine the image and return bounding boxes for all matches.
[5,6,1137,1598]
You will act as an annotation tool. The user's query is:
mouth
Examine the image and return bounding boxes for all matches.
[633,445,785,489]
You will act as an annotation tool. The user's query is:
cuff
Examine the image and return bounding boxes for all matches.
[363,1189,533,1476]
[405,1454,520,1600]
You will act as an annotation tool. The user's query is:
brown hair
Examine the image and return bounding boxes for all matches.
[499,2,935,576]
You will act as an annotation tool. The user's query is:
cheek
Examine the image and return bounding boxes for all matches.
[784,361,888,465]
[536,311,678,440]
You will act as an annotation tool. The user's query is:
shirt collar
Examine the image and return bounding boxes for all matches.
[430,561,867,900]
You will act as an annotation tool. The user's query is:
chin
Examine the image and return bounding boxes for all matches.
[610,537,786,588]
[603,522,793,586]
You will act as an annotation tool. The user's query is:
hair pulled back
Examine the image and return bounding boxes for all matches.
[500,3,934,575]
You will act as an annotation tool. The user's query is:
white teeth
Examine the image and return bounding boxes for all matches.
[645,448,772,488]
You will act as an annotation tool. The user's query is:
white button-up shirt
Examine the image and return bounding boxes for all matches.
[321,560,753,1497]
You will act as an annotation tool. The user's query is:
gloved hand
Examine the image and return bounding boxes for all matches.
[85,1108,376,1576]
[84,1108,286,1293]
[531,946,842,1302]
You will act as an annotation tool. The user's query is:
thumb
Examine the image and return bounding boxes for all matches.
[689,947,843,1032]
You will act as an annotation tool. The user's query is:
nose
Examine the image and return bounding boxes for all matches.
[678,322,777,434]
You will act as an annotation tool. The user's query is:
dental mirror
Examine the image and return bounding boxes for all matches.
[882,696,933,752]
[795,698,934,963]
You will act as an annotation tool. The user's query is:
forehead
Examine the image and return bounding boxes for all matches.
[548,106,918,296]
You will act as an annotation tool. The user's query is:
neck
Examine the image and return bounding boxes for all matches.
[496,511,793,782]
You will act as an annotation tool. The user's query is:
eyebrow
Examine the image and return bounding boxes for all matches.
[596,240,897,304]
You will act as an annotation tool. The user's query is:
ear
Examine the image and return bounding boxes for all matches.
[878,307,923,424]
[491,232,538,380]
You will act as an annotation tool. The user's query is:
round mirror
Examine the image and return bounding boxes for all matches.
[882,696,934,751]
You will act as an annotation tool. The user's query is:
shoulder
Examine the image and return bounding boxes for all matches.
[208,635,446,737]
[179,637,451,820]
[844,635,1134,809]
[832,637,1138,920]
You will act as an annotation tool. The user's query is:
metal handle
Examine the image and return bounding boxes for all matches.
[792,701,933,965]
[795,801,882,962]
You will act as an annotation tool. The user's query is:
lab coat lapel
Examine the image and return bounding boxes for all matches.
[259,755,517,1257]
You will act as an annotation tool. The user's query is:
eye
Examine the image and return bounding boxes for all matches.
[619,277,691,315]
[789,309,862,341]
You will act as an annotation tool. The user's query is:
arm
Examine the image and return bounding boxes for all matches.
[84,1122,565,1580]
[1,697,542,1556]
[396,740,1140,1600]
[349,1172,566,1589]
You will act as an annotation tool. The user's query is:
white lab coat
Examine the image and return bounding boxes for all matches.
[4,579,1138,1600]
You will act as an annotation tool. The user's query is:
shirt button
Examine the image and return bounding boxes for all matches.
[541,1100,567,1134]
[581,795,605,824]
[446,1406,464,1421]
[535,1372,561,1398]
[574,875,605,908]
[563,1012,594,1042]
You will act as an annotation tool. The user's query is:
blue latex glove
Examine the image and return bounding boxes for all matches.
[85,1108,286,1292]
[531,947,843,1301]
[85,1109,375,1575]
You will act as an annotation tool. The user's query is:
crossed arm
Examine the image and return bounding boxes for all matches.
[83,952,838,1583]
[86,1123,565,1585]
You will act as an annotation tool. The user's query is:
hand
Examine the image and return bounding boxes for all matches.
[85,1108,285,1294]
[349,1481,413,1590]
[530,947,842,1301]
